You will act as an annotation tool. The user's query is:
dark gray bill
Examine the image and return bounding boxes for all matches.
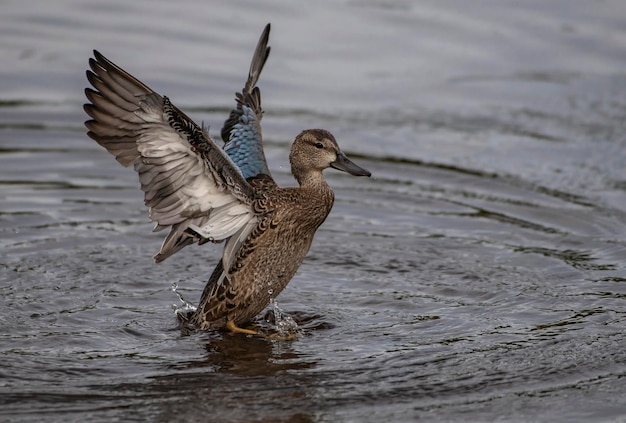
[330,152,371,177]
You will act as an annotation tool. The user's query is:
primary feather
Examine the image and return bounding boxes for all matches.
[221,23,271,179]
[84,50,258,263]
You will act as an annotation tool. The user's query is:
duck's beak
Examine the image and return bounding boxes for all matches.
[331,152,371,177]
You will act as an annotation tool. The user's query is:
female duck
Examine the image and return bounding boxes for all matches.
[84,24,370,333]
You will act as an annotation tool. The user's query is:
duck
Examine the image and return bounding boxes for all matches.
[83,23,371,334]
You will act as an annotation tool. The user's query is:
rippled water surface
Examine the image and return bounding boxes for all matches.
[2,1,626,422]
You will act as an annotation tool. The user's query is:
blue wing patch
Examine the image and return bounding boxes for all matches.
[221,24,272,181]
[223,105,269,179]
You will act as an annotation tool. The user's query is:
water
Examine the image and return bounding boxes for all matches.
[2,1,626,421]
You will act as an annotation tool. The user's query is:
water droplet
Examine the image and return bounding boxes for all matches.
[171,281,196,315]
[269,298,300,337]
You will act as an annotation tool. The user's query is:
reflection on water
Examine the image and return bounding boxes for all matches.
[2,0,626,422]
[152,335,317,422]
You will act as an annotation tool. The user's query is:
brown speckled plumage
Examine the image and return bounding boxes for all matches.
[191,163,335,329]
[83,24,370,331]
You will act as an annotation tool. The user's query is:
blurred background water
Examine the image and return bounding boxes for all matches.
[1,1,626,422]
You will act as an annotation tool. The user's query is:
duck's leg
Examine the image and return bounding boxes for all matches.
[226,320,257,335]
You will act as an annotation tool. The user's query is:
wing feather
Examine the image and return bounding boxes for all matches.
[84,50,260,262]
[221,23,272,180]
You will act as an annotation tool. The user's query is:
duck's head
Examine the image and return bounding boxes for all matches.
[289,129,371,185]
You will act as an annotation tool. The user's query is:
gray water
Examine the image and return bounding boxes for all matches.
[1,1,626,422]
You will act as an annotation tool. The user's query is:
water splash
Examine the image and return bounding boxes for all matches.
[269,298,300,337]
[171,282,196,317]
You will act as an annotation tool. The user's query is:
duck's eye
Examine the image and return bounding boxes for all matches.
[314,142,324,149]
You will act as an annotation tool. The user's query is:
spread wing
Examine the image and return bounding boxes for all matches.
[84,50,259,263]
[221,23,272,180]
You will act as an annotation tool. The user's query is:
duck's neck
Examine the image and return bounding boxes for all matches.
[293,168,328,189]
[294,169,335,227]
